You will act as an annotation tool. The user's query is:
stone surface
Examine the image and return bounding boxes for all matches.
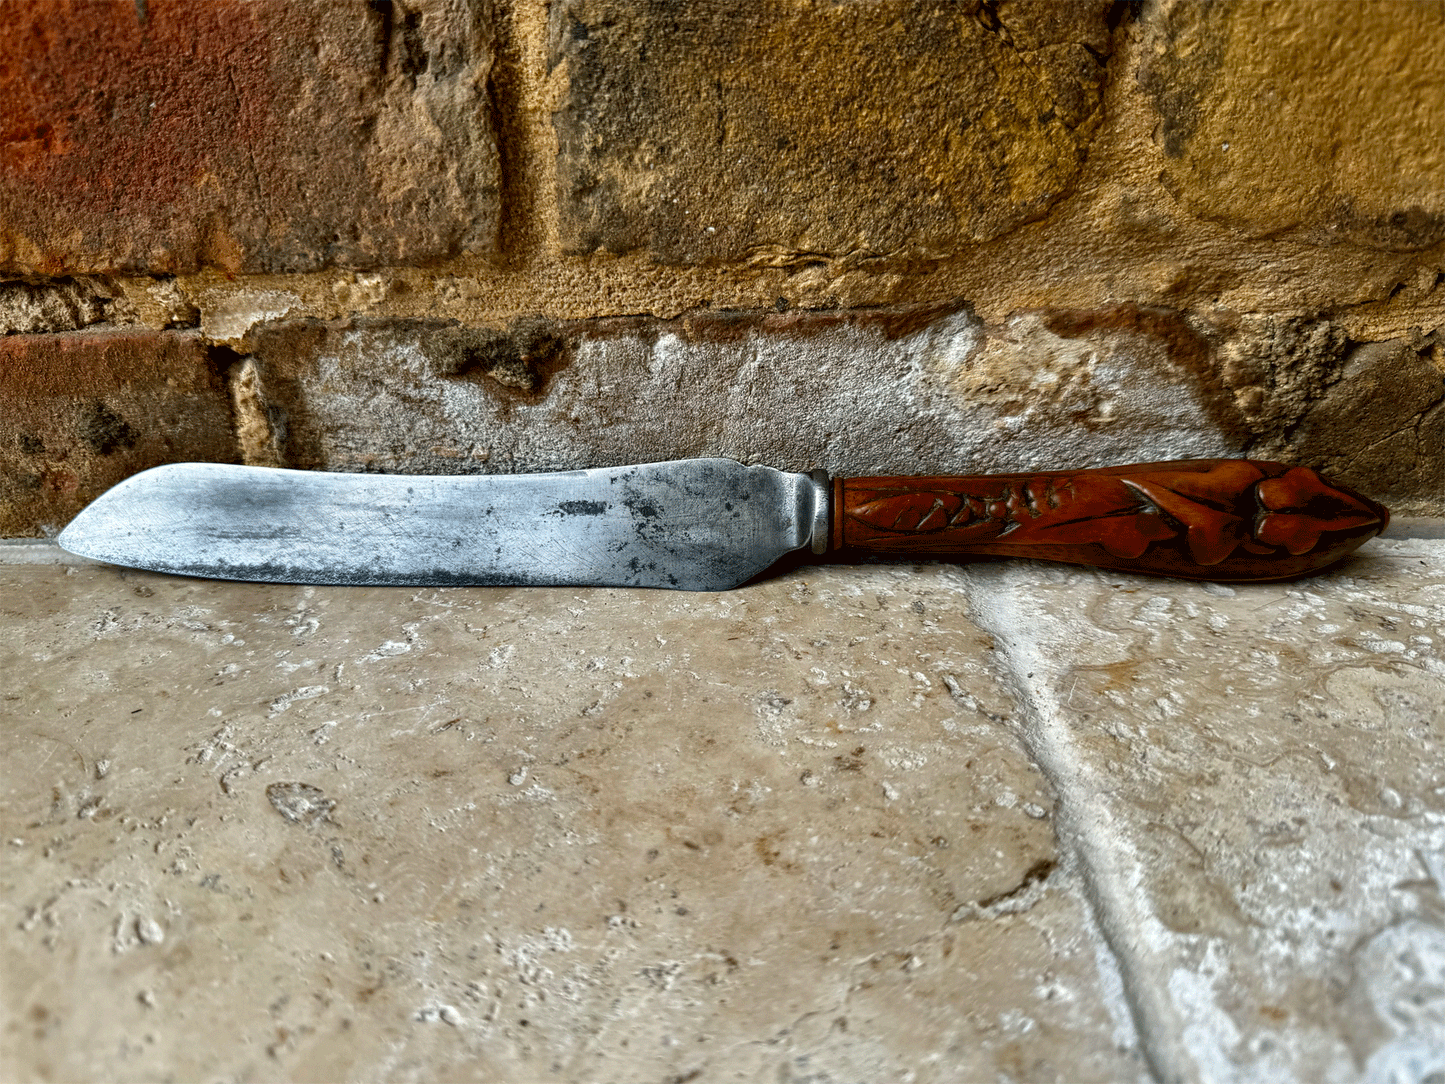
[0,277,121,336]
[234,306,1244,481]
[0,330,238,537]
[965,535,1445,1082]
[1138,0,1445,250]
[550,0,1114,262]
[7,306,1436,539]
[0,0,499,275]
[1210,316,1445,516]
[1284,339,1445,513]
[0,561,1142,1083]
[228,306,1438,515]
[2,531,1440,1082]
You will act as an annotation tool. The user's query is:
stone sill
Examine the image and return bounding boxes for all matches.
[3,534,1442,1081]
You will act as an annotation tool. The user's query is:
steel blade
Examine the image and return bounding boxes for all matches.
[57,459,828,590]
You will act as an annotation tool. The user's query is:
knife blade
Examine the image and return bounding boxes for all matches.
[56,457,1389,588]
[56,459,824,591]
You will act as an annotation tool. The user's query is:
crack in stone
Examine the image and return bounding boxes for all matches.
[953,857,1059,922]
[962,566,1181,1084]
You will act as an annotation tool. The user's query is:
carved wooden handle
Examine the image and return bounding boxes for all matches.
[833,459,1389,582]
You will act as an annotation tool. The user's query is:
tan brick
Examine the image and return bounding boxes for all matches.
[0,0,498,275]
[551,0,1114,263]
[0,330,237,535]
[1138,0,1445,250]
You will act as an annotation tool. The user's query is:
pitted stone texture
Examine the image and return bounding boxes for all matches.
[1283,340,1445,516]
[0,276,119,335]
[0,563,1142,1083]
[965,536,1445,1083]
[0,330,237,536]
[1138,0,1445,251]
[550,0,1114,263]
[236,306,1242,481]
[1210,315,1445,516]
[0,0,498,275]
[233,305,1442,515]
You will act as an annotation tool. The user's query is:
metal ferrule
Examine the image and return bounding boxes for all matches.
[808,469,831,554]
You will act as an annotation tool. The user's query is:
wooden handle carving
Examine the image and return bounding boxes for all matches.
[833,459,1389,582]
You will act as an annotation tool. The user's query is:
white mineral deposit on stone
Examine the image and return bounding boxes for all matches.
[267,685,330,717]
[882,747,927,771]
[202,288,303,346]
[135,916,164,945]
[1169,967,1252,1084]
[415,1004,461,1025]
[839,681,872,712]
[364,628,418,661]
[508,767,527,786]
[942,673,984,714]
[266,782,335,826]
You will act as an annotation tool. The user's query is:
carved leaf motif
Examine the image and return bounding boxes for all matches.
[1257,467,1332,512]
[848,491,965,533]
[1009,510,1178,558]
[1256,467,1385,554]
[1139,460,1265,507]
[1047,511,1178,560]
[837,460,1389,580]
[1122,462,1266,565]
[1257,514,1331,555]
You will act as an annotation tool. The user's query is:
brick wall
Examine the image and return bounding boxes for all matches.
[2,0,1442,536]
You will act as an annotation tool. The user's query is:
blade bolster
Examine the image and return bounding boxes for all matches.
[808,469,831,554]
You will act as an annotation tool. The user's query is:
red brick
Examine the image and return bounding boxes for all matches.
[1,329,238,534]
[0,0,499,275]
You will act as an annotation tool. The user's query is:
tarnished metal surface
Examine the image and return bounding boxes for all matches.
[57,460,828,590]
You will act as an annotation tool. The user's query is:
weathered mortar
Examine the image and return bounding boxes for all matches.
[0,0,1441,535]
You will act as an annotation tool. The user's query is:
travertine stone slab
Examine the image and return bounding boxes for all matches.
[964,538,1445,1083]
[0,563,1141,1082]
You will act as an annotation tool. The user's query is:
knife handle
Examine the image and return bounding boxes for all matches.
[830,459,1389,582]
